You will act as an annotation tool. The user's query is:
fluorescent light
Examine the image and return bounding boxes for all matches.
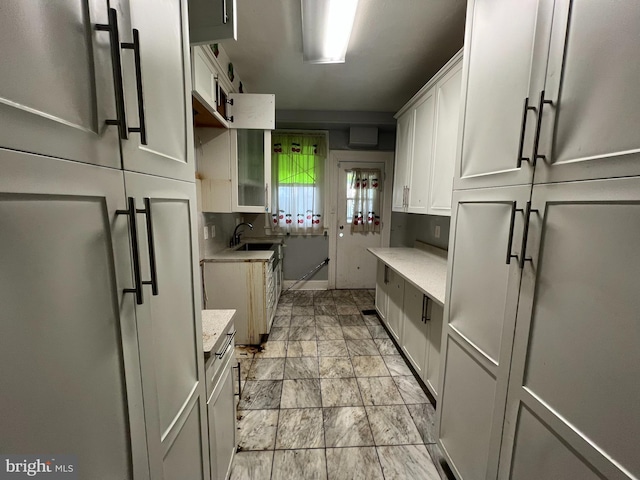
[301,0,359,64]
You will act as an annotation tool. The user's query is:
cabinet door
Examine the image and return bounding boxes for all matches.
[196,128,233,213]
[437,184,531,480]
[124,172,208,479]
[189,0,237,44]
[407,90,436,214]
[0,1,121,168]
[400,285,428,376]
[375,261,389,322]
[118,0,196,182]
[455,0,552,190]
[429,62,462,216]
[392,110,414,211]
[424,301,443,398]
[386,269,405,341]
[0,150,148,479]
[534,1,640,184]
[228,94,276,130]
[208,359,237,480]
[232,129,272,213]
[498,178,640,480]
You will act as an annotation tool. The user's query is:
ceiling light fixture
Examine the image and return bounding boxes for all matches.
[301,0,359,64]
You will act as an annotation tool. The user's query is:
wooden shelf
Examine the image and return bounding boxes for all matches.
[192,96,226,128]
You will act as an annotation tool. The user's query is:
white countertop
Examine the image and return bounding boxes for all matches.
[201,309,236,355]
[202,250,274,262]
[368,243,448,306]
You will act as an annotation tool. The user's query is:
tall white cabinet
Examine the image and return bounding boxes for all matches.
[0,3,209,479]
[438,1,640,479]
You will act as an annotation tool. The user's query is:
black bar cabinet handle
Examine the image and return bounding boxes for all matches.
[96,8,128,140]
[139,198,159,295]
[506,202,524,264]
[216,331,236,359]
[222,0,228,24]
[518,201,539,269]
[517,97,537,168]
[532,90,553,165]
[118,197,144,304]
[121,30,147,144]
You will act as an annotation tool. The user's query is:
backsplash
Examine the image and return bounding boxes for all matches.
[198,212,247,259]
[389,212,450,250]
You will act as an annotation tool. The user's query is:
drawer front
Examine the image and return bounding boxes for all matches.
[206,326,236,398]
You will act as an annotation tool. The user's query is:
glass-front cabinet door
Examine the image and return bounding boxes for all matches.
[232,129,272,213]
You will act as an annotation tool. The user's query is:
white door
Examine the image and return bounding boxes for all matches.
[0,0,121,168]
[407,88,436,214]
[400,283,428,375]
[375,261,389,321]
[117,0,195,182]
[0,149,148,479]
[335,155,390,289]
[437,184,531,480]
[423,301,443,398]
[386,269,405,342]
[534,0,640,184]
[455,0,552,190]
[499,177,640,480]
[392,111,413,211]
[124,172,208,479]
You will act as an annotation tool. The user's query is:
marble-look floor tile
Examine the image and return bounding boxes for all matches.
[284,357,319,379]
[319,357,354,378]
[377,445,440,480]
[286,340,318,357]
[235,345,257,359]
[275,305,292,316]
[292,306,315,316]
[323,407,374,447]
[382,355,413,376]
[292,296,314,306]
[351,356,390,377]
[230,451,273,480]
[362,314,381,326]
[247,358,285,380]
[281,379,321,408]
[342,326,372,340]
[346,339,380,356]
[325,447,384,480]
[291,314,315,326]
[426,443,456,480]
[317,340,349,357]
[314,297,335,306]
[255,341,287,358]
[238,381,282,410]
[275,408,324,449]
[366,405,423,446]
[373,338,398,355]
[334,297,356,306]
[320,378,362,407]
[407,403,437,444]
[367,325,389,339]
[393,375,430,404]
[339,314,366,327]
[314,290,334,299]
[314,305,337,315]
[236,409,279,450]
[289,326,316,341]
[236,357,253,381]
[336,304,361,315]
[272,315,291,328]
[357,377,405,406]
[315,315,340,327]
[272,449,327,480]
[316,325,344,340]
[269,327,289,341]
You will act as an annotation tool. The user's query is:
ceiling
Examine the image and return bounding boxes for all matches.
[220,0,466,114]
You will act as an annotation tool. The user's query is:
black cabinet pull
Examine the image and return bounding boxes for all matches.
[96,8,128,140]
[118,197,143,304]
[517,97,537,168]
[216,331,236,359]
[222,0,229,24]
[519,201,539,269]
[532,90,553,165]
[422,295,431,323]
[121,30,147,144]
[138,198,158,295]
[506,201,524,264]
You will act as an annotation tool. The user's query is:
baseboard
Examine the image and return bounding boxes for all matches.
[282,279,329,291]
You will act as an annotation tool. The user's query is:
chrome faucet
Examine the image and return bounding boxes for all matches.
[231,222,253,246]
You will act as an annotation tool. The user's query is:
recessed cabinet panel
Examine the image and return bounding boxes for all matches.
[228,93,276,130]
[407,91,435,214]
[392,111,414,211]
[386,269,405,341]
[401,284,428,375]
[375,261,389,322]
[162,402,205,480]
[424,301,443,397]
[189,0,237,44]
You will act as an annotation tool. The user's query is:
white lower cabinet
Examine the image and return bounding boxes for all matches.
[385,269,405,342]
[400,283,429,377]
[375,261,389,322]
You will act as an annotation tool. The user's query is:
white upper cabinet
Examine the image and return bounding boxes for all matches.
[393,51,463,216]
[188,0,237,44]
[534,0,640,184]
[0,1,121,169]
[455,0,551,190]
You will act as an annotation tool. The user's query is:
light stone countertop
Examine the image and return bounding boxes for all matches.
[368,243,448,306]
[201,309,236,356]
[202,237,284,262]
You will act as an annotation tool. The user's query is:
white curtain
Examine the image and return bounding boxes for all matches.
[271,134,326,233]
[349,168,382,233]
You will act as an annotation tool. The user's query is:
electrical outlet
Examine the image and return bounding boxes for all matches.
[203,226,209,240]
[211,225,216,238]
[434,225,441,239]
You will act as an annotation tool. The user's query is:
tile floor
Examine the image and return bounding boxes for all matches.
[229,289,453,480]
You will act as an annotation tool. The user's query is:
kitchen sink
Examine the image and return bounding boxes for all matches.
[235,243,274,251]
